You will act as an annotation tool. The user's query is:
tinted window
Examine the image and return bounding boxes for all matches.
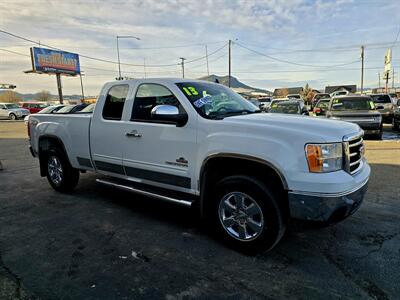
[370,95,391,103]
[56,105,75,113]
[132,84,184,121]
[316,100,330,108]
[103,85,129,120]
[270,102,300,114]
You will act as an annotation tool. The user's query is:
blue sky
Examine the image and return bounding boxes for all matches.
[0,0,399,95]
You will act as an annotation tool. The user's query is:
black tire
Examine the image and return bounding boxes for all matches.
[45,147,79,193]
[212,175,287,255]
[375,126,383,140]
[9,113,16,120]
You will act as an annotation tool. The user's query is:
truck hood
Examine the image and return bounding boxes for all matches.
[221,113,360,142]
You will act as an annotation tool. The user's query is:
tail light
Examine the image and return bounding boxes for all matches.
[314,108,321,113]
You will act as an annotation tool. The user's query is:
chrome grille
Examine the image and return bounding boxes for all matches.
[343,132,364,175]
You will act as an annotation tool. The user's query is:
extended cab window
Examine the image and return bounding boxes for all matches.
[102,85,129,120]
[131,83,185,121]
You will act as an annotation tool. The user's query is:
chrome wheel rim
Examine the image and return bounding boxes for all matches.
[48,156,63,185]
[218,192,264,241]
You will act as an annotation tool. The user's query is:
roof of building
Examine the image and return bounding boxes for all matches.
[325,85,357,94]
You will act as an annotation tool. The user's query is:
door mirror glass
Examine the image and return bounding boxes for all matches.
[151,105,188,127]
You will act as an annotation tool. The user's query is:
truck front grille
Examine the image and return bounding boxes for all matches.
[344,133,364,175]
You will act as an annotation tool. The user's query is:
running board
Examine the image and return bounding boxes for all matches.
[96,178,193,207]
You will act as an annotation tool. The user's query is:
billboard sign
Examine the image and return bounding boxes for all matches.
[30,47,80,75]
[384,48,391,76]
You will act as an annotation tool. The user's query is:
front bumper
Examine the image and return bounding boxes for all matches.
[288,177,369,222]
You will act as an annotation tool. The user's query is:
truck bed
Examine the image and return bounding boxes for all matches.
[29,113,92,170]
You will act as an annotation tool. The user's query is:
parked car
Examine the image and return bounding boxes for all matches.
[269,100,308,115]
[258,97,272,111]
[326,95,383,139]
[24,104,65,123]
[330,90,349,97]
[55,103,88,114]
[392,99,400,131]
[312,98,331,116]
[369,94,394,123]
[75,103,96,113]
[0,102,30,120]
[28,78,370,254]
[21,102,48,114]
[287,94,302,100]
[311,93,330,107]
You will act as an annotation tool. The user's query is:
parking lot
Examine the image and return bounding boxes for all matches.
[0,121,399,299]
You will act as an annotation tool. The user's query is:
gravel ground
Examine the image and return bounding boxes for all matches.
[0,121,399,300]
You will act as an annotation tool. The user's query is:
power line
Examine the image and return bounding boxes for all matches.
[0,29,225,68]
[235,42,361,68]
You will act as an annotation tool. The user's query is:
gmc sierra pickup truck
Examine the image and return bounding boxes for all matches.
[28,78,370,253]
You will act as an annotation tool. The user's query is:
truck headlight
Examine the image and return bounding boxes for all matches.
[305,143,343,173]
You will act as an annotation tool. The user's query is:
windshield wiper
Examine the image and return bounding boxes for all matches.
[210,109,261,119]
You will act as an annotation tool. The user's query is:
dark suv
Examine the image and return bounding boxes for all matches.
[370,94,394,123]
[326,95,383,139]
[393,99,400,131]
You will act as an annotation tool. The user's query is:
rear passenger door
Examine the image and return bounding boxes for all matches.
[121,83,197,193]
[90,84,130,176]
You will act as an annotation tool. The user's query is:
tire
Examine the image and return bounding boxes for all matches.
[212,175,287,255]
[45,148,79,193]
[375,125,383,140]
[9,113,16,120]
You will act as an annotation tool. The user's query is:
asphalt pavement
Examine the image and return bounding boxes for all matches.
[0,121,399,300]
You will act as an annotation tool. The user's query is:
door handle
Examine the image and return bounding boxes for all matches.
[126,130,142,138]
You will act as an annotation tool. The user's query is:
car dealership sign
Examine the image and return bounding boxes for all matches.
[30,47,80,75]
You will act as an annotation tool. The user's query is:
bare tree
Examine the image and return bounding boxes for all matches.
[0,91,22,103]
[35,90,52,102]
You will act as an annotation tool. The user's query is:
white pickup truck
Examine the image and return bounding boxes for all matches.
[28,78,370,253]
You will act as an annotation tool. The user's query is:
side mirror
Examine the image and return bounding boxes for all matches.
[151,105,188,127]
[376,105,384,110]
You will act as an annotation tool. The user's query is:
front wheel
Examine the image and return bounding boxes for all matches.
[393,118,399,131]
[45,148,79,193]
[9,113,16,120]
[213,175,287,255]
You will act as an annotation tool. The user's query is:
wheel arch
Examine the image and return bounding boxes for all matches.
[38,135,71,177]
[198,153,289,219]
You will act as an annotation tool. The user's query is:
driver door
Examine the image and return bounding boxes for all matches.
[121,83,197,193]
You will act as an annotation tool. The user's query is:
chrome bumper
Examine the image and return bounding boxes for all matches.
[288,178,369,222]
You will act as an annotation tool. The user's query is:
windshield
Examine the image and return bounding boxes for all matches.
[5,104,20,109]
[287,95,301,99]
[176,82,259,119]
[55,105,75,113]
[315,94,330,100]
[370,95,391,104]
[38,105,61,114]
[270,102,300,114]
[331,97,375,111]
[78,103,95,113]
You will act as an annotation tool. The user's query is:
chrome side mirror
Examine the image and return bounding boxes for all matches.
[151,105,188,127]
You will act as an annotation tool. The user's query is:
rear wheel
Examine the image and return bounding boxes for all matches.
[45,148,79,192]
[213,175,287,254]
[9,113,16,120]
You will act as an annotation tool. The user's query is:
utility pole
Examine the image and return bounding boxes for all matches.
[205,45,210,76]
[56,73,63,104]
[378,73,381,88]
[116,37,121,80]
[360,45,364,94]
[228,39,232,88]
[116,35,141,80]
[79,71,85,101]
[180,57,186,78]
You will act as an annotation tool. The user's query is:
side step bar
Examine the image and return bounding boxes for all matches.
[96,178,193,207]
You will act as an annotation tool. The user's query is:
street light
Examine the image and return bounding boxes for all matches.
[116,35,141,80]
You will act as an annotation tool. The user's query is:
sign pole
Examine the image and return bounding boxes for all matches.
[56,73,63,104]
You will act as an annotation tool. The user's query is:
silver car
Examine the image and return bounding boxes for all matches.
[0,103,30,120]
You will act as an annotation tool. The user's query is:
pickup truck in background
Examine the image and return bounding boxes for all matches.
[28,78,370,253]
